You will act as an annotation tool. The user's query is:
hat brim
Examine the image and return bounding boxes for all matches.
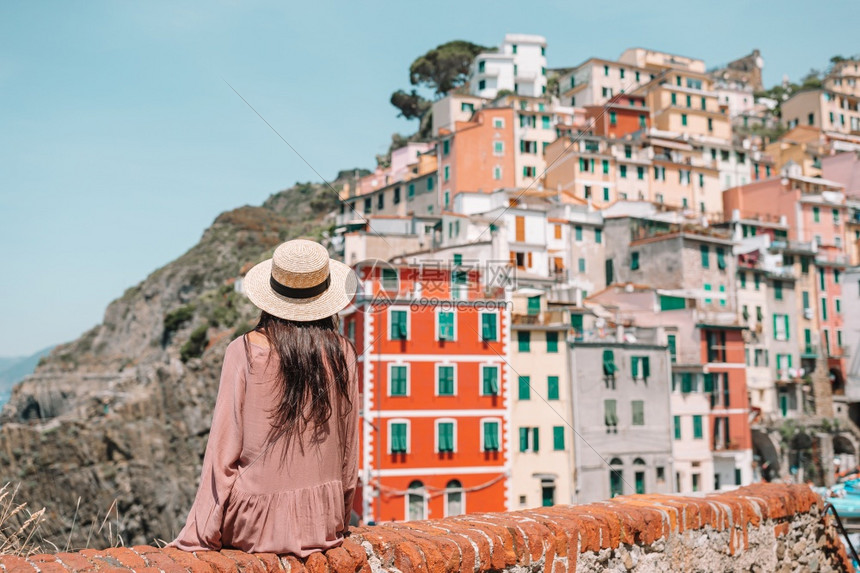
[243,257,357,322]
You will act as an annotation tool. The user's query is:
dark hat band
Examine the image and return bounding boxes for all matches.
[270,274,331,299]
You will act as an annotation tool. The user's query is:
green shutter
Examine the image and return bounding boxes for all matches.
[784,315,790,340]
[595,228,602,243]
[532,428,540,452]
[527,296,541,315]
[519,427,529,452]
[483,421,499,451]
[717,248,726,269]
[660,295,685,311]
[453,253,462,265]
[674,416,681,439]
[631,252,640,270]
[438,422,454,452]
[482,366,499,395]
[570,313,584,333]
[518,376,531,400]
[391,423,407,453]
[603,349,617,375]
[438,311,455,340]
[518,331,531,352]
[700,245,710,268]
[438,365,454,395]
[631,356,639,378]
[575,226,583,241]
[693,415,703,439]
[546,331,559,353]
[703,373,714,393]
[391,310,408,340]
[642,357,650,379]
[668,335,677,362]
[553,426,565,450]
[481,313,497,341]
[391,366,408,396]
[632,400,644,425]
[547,376,559,400]
[681,373,693,393]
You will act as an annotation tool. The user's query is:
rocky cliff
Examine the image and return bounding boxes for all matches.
[0,180,346,549]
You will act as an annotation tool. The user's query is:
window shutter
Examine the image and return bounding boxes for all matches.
[518,376,530,399]
[484,422,499,451]
[532,428,540,452]
[547,376,559,400]
[438,423,454,452]
[553,426,565,450]
[642,357,651,379]
[546,331,558,352]
[519,427,528,452]
[631,356,639,378]
[483,367,499,395]
[481,313,497,341]
[603,350,617,375]
[632,400,644,425]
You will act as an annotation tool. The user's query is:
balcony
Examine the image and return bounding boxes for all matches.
[511,309,568,326]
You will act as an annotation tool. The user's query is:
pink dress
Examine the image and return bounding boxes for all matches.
[170,336,359,556]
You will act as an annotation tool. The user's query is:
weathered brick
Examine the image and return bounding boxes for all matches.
[280,555,305,573]
[391,539,427,573]
[103,547,148,570]
[219,549,266,573]
[252,553,282,573]
[303,551,329,573]
[340,539,370,571]
[54,552,96,572]
[162,546,215,573]
[196,550,239,573]
[0,556,38,573]
[36,563,75,573]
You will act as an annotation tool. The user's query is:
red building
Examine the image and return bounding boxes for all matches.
[584,94,650,138]
[700,324,754,487]
[342,263,510,522]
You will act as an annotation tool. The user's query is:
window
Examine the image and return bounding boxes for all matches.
[740,272,746,289]
[390,421,409,453]
[493,166,502,180]
[707,118,713,131]
[681,114,688,126]
[634,464,646,494]
[686,94,692,108]
[480,312,498,342]
[390,309,408,340]
[704,283,712,305]
[773,280,783,300]
[604,65,609,76]
[819,268,826,291]
[813,206,820,222]
[668,334,677,363]
[631,356,651,381]
[437,311,455,341]
[493,141,504,155]
[518,329,531,351]
[620,165,627,178]
[821,298,828,321]
[754,273,761,291]
[602,159,610,174]
[547,375,560,400]
[443,166,450,182]
[833,208,840,225]
[632,400,645,425]
[427,177,434,191]
[610,459,623,497]
[493,117,504,128]
[639,114,646,128]
[603,187,610,201]
[437,365,455,396]
[673,416,681,439]
[578,258,586,272]
[481,365,499,396]
[575,225,583,241]
[518,427,540,452]
[518,376,531,400]
[389,364,408,396]
[584,185,591,199]
[482,420,500,451]
[609,111,617,125]
[437,420,455,453]
[553,426,565,450]
[631,252,640,270]
[595,228,603,243]
[523,166,537,178]
[547,332,559,353]
[693,415,703,439]
[461,102,474,113]
[836,298,842,314]
[671,93,677,105]
[445,480,464,517]
[604,399,618,433]
[478,79,486,91]
[442,139,450,155]
[527,295,541,316]
[542,115,551,129]
[717,248,726,270]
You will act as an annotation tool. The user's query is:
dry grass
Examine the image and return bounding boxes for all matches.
[0,483,46,557]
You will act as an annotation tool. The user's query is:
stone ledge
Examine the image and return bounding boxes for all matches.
[0,483,851,572]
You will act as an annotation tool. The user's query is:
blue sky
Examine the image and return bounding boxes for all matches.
[1,0,858,356]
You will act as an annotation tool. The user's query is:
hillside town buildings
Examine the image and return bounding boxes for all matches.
[325,37,860,520]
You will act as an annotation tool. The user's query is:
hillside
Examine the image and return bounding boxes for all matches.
[0,347,54,407]
[0,178,349,548]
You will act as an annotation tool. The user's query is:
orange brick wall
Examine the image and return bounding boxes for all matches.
[3,484,850,572]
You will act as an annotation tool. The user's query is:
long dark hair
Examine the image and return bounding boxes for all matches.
[246,311,354,445]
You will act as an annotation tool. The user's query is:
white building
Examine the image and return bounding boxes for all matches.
[470,34,547,99]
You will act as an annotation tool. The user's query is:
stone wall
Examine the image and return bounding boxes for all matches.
[1,483,851,572]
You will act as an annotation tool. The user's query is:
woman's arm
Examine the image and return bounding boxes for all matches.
[170,343,246,551]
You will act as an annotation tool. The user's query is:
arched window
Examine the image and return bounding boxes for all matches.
[445,479,464,517]
[633,458,646,494]
[609,458,624,498]
[407,480,425,521]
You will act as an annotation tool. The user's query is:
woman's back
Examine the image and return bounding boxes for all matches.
[171,334,359,556]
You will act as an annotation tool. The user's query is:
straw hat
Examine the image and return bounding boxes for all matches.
[243,239,356,322]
